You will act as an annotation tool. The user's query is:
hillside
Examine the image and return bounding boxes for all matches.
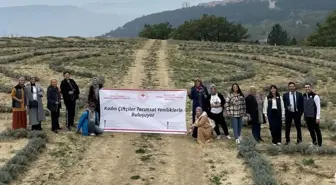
[0,5,129,37]
[102,0,336,40]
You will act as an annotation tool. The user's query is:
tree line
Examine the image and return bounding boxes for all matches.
[139,11,336,47]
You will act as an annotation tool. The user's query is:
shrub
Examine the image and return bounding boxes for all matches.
[0,130,47,184]
[238,137,278,185]
[266,143,336,155]
[0,128,28,140]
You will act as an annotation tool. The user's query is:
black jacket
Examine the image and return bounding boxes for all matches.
[283,91,303,113]
[60,78,80,103]
[206,93,226,114]
[47,86,61,112]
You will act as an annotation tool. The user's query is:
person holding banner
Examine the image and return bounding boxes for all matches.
[190,107,212,145]
[188,78,209,138]
[88,77,103,120]
[76,102,103,136]
[206,84,231,140]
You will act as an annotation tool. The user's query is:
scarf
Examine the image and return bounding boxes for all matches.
[253,93,264,124]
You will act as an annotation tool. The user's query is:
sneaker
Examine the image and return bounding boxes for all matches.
[277,142,281,146]
[90,133,95,136]
[272,143,276,146]
[216,135,221,140]
[236,139,240,144]
[238,136,242,141]
[226,135,231,140]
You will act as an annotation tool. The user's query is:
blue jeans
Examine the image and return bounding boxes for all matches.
[231,117,243,139]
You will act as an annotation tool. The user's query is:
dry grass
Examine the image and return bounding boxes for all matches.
[0,37,335,185]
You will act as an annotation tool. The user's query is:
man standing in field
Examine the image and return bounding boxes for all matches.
[303,83,322,146]
[60,71,80,130]
[283,82,303,145]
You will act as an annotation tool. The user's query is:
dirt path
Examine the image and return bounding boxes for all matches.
[150,40,208,185]
[50,39,155,185]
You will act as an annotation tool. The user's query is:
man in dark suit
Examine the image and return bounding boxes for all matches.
[283,82,303,144]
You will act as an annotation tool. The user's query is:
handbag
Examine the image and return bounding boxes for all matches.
[29,100,38,108]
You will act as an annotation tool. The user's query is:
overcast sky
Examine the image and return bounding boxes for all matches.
[0,0,210,7]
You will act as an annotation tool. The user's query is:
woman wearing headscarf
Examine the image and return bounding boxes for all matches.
[187,78,209,138]
[190,107,213,145]
[245,86,264,142]
[206,84,231,140]
[263,85,285,145]
[11,77,27,130]
[226,83,246,144]
[24,76,46,130]
[88,77,103,119]
[47,79,62,133]
[76,102,103,136]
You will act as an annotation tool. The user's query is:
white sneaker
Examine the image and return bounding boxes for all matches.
[238,136,242,141]
[226,135,231,140]
[236,139,240,144]
[272,143,276,146]
[216,135,221,140]
[277,142,281,146]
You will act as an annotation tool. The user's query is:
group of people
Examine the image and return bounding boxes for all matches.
[188,79,323,147]
[10,72,104,136]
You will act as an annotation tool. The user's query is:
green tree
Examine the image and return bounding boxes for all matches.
[138,22,174,39]
[170,14,248,42]
[267,24,290,45]
[307,10,336,47]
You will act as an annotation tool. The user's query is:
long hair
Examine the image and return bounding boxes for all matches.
[230,83,244,97]
[267,85,280,98]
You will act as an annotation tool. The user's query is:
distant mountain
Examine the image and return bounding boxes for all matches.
[0,5,129,37]
[102,0,336,40]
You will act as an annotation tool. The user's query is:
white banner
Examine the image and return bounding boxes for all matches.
[99,89,187,134]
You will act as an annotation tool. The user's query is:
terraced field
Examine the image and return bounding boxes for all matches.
[0,37,335,185]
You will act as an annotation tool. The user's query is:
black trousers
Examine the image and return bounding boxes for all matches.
[268,109,282,144]
[209,112,229,136]
[51,111,60,131]
[250,114,261,141]
[65,100,76,127]
[285,111,302,143]
[32,122,42,131]
[305,117,322,146]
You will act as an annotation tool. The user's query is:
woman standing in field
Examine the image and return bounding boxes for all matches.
[47,79,62,133]
[245,86,264,142]
[88,77,103,120]
[25,76,46,130]
[190,107,213,146]
[11,77,27,130]
[187,78,209,138]
[206,84,231,140]
[226,83,246,144]
[263,85,285,145]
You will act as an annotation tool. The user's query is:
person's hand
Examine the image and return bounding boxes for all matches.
[187,89,191,95]
[316,119,320,124]
[246,113,251,120]
[55,101,59,104]
[69,91,74,95]
[18,99,23,103]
